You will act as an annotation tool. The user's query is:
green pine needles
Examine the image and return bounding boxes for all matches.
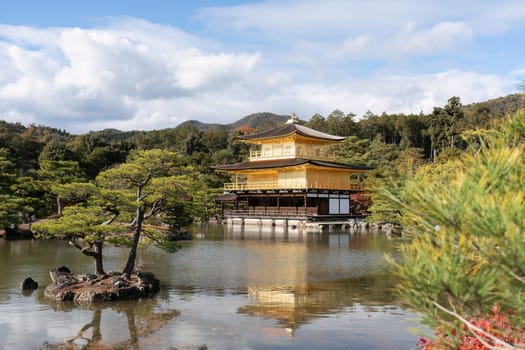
[382,111,525,348]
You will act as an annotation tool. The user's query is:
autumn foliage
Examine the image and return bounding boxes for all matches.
[419,305,525,349]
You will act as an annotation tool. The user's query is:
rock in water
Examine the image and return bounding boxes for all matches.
[168,229,193,241]
[49,266,72,284]
[137,272,160,293]
[20,277,38,290]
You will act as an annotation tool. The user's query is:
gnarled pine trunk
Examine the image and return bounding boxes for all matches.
[122,207,144,277]
[93,241,105,275]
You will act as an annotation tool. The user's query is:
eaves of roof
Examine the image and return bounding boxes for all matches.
[212,158,373,171]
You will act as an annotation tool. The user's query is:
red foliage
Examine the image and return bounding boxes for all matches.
[418,305,525,349]
[350,192,372,215]
[236,125,255,135]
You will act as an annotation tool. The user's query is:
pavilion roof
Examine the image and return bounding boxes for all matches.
[240,122,345,142]
[213,158,373,171]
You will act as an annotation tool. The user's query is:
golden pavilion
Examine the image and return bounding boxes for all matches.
[213,114,372,221]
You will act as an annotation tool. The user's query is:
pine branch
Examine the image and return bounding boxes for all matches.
[102,211,119,225]
[69,237,98,258]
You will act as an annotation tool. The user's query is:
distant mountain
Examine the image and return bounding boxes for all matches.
[86,128,141,142]
[178,112,289,132]
[179,94,525,133]
[2,94,523,140]
[177,120,224,132]
[463,93,525,117]
[229,112,289,131]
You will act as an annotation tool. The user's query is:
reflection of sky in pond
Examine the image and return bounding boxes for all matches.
[0,226,427,349]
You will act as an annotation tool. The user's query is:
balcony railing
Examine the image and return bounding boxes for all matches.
[224,181,363,191]
[249,149,335,161]
[223,208,368,218]
[224,209,310,218]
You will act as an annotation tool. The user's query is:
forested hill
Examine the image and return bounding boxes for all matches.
[76,112,288,145]
[463,93,525,119]
[178,112,289,132]
[0,92,523,181]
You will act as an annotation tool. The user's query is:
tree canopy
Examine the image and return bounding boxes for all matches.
[33,150,194,276]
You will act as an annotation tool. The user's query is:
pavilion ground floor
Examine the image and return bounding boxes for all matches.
[216,188,369,222]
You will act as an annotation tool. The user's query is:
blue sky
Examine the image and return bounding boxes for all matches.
[0,0,524,133]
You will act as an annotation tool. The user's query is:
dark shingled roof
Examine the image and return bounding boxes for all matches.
[240,122,345,141]
[213,158,373,171]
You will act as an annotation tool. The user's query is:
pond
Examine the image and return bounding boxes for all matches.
[0,223,427,349]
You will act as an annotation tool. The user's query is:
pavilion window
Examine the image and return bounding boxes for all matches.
[306,197,317,207]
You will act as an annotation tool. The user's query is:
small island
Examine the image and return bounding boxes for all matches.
[44,266,160,302]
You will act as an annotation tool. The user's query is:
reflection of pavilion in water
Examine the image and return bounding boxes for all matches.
[238,277,398,334]
[227,225,397,333]
[222,223,389,250]
[239,284,341,333]
[224,223,309,242]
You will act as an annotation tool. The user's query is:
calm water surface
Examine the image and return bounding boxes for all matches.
[0,224,426,349]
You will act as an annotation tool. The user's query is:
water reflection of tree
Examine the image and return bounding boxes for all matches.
[39,299,179,349]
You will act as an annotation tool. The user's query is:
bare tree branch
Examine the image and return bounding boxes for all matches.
[433,301,518,350]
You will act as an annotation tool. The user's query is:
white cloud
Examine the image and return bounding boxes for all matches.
[174,50,260,90]
[197,0,434,36]
[396,21,473,55]
[0,4,521,133]
[469,0,525,34]
[198,0,525,37]
[335,21,472,59]
[246,70,513,119]
[0,18,261,132]
[0,24,62,47]
[510,67,525,77]
[197,0,525,62]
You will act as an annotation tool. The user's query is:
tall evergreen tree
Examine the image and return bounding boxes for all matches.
[0,151,25,230]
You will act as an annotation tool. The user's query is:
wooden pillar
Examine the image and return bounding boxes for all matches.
[316,191,319,216]
[304,193,307,215]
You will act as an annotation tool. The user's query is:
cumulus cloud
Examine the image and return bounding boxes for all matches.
[0,18,261,132]
[174,50,260,90]
[245,70,512,120]
[336,21,473,59]
[395,21,473,55]
[0,2,522,133]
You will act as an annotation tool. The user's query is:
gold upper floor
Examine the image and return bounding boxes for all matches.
[248,135,336,161]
